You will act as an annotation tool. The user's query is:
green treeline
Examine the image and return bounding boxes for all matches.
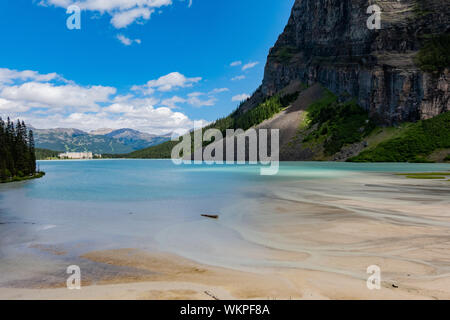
[349,111,450,162]
[301,91,450,162]
[0,117,40,182]
[199,91,299,139]
[120,140,179,159]
[303,91,375,156]
[233,93,299,131]
[35,148,61,160]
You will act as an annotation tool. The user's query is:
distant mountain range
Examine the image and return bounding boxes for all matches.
[33,127,171,154]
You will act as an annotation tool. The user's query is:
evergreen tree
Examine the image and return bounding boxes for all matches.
[28,129,36,174]
[0,117,39,182]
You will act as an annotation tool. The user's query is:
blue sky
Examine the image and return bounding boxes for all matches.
[0,0,294,134]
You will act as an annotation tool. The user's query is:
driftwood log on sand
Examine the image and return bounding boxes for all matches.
[201,214,219,219]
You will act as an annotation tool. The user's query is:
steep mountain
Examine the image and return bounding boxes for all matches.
[122,0,449,161]
[33,128,170,154]
[231,0,449,161]
[256,0,449,124]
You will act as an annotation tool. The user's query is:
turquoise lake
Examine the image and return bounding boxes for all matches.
[0,160,449,286]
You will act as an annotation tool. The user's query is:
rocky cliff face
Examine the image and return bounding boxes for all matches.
[246,0,449,125]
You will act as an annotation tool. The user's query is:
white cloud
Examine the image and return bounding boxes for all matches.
[103,102,135,114]
[187,92,203,97]
[0,82,116,111]
[184,92,216,107]
[187,96,216,108]
[98,95,201,133]
[242,61,259,71]
[111,7,153,29]
[39,0,173,29]
[161,91,219,109]
[232,94,250,102]
[161,96,186,109]
[112,94,134,103]
[132,72,202,94]
[230,61,242,67]
[130,85,155,96]
[0,67,209,135]
[104,96,160,113]
[209,88,229,94]
[231,75,245,81]
[0,68,63,84]
[117,34,142,46]
[0,98,30,113]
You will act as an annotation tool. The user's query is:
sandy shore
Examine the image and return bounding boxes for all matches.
[1,246,449,300]
[1,171,449,300]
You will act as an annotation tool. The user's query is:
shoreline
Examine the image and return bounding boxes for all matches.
[0,172,45,184]
[38,158,450,163]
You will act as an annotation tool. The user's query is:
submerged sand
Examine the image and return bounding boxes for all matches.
[1,172,450,300]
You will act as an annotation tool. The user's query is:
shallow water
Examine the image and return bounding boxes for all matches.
[1,160,449,287]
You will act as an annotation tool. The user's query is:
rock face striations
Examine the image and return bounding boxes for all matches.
[243,0,449,125]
